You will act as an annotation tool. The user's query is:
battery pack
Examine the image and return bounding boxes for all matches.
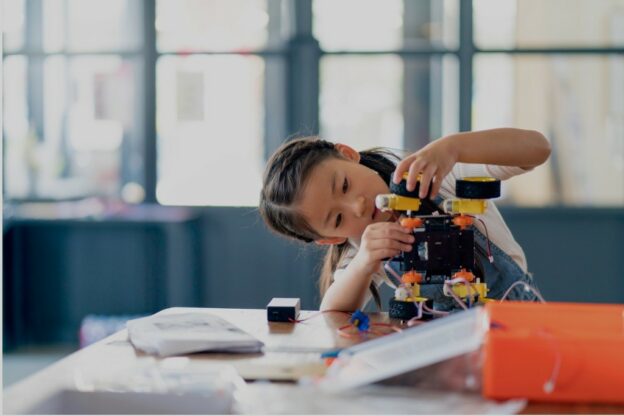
[267,298,300,322]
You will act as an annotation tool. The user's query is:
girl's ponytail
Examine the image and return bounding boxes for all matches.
[319,243,346,296]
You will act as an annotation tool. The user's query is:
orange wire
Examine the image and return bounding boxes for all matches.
[337,322,402,339]
[284,310,402,339]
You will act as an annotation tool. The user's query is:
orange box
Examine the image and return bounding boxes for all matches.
[483,301,624,404]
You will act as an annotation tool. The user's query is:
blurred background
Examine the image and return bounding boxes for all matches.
[2,0,624,386]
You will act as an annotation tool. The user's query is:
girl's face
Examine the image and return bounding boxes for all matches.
[295,153,393,244]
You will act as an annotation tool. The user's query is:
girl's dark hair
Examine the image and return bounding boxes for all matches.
[260,136,444,310]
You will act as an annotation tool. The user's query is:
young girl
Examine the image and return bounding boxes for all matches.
[259,128,551,312]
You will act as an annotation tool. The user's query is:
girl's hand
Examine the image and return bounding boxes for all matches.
[392,136,459,199]
[351,222,414,274]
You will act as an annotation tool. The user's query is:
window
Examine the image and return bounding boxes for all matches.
[3,0,623,207]
[315,0,460,153]
[3,0,145,202]
[156,55,265,206]
[473,0,624,205]
[474,54,624,205]
[154,0,276,206]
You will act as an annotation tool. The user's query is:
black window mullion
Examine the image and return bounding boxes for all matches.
[264,0,289,159]
[142,0,158,203]
[287,0,319,137]
[458,0,474,132]
[403,0,434,150]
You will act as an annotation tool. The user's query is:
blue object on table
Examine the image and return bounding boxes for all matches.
[349,310,370,332]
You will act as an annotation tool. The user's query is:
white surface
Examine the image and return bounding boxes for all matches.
[236,383,526,415]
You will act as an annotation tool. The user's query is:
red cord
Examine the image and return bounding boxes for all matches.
[286,310,402,340]
[467,214,493,262]
[337,322,402,339]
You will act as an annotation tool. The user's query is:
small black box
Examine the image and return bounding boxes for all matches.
[267,298,300,322]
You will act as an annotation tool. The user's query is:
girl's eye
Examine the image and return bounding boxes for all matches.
[342,177,349,193]
[335,213,342,228]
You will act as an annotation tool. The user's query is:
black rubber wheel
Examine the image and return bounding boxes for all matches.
[389,298,420,320]
[389,298,438,321]
[390,179,429,199]
[455,177,501,199]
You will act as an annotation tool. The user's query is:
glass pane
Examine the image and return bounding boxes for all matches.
[156,0,269,52]
[43,0,65,52]
[66,0,141,51]
[2,0,26,51]
[313,0,403,51]
[4,55,136,200]
[62,56,137,197]
[156,55,265,206]
[438,54,460,138]
[475,0,624,48]
[474,54,624,206]
[3,56,30,198]
[320,55,403,150]
[313,0,459,51]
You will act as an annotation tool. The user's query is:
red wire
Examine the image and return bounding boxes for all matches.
[285,310,402,340]
[467,214,493,262]
[337,322,402,339]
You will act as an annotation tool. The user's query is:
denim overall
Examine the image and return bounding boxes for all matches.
[385,195,540,311]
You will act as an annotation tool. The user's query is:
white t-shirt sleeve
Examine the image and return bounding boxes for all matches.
[447,163,532,183]
[438,162,532,200]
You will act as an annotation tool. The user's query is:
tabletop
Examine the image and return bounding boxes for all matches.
[4,307,623,414]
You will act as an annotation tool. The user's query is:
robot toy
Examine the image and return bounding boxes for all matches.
[375,174,501,320]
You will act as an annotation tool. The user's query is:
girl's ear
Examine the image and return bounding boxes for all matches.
[334,143,361,163]
[315,237,347,246]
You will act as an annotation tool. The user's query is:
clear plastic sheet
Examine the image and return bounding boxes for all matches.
[67,358,246,414]
[378,349,484,393]
[234,382,526,415]
[74,357,245,395]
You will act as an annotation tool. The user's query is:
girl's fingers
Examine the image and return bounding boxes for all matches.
[392,156,415,184]
[366,238,413,253]
[430,171,446,198]
[367,221,411,232]
[366,224,414,243]
[382,230,414,245]
[419,165,437,199]
[430,167,450,198]
[430,176,442,199]
[407,160,424,191]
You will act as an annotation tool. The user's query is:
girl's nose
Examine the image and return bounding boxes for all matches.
[352,195,367,218]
